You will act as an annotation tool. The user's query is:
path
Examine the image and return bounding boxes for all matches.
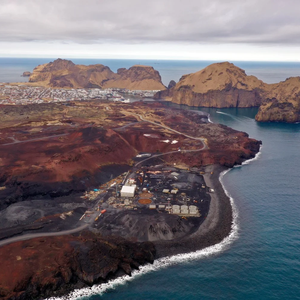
[134,113,208,148]
[0,114,208,247]
[0,223,89,247]
[2,133,69,146]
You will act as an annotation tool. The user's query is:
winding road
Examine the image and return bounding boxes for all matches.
[0,115,208,248]
[133,113,208,147]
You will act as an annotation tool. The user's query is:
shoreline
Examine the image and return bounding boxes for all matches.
[46,163,239,300]
[153,164,233,258]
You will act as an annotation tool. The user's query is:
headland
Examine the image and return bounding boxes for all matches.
[0,98,261,299]
[155,62,300,123]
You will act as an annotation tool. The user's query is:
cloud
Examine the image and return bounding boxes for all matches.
[1,0,300,45]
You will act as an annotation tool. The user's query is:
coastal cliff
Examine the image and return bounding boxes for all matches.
[255,77,300,122]
[29,59,166,90]
[155,62,300,123]
[0,232,155,300]
[155,62,265,108]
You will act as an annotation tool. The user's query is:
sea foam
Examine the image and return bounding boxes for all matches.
[47,176,242,300]
[207,113,213,123]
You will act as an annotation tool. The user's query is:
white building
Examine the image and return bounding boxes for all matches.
[120,185,136,198]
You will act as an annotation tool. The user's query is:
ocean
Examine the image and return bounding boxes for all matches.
[2,57,300,85]
[1,59,300,299]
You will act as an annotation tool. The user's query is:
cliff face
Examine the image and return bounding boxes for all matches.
[255,77,300,122]
[0,233,155,300]
[155,62,300,122]
[29,59,165,90]
[155,62,265,108]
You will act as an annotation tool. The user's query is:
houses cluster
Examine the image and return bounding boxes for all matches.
[0,84,160,105]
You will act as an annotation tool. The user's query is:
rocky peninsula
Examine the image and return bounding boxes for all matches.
[155,62,300,123]
[0,100,261,299]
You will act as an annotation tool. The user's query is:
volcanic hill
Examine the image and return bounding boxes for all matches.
[28,59,166,90]
[155,62,300,123]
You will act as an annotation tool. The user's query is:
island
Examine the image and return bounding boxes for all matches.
[27,58,166,90]
[21,71,31,77]
[0,99,261,299]
[155,62,300,123]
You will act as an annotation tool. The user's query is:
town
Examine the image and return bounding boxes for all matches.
[0,84,160,105]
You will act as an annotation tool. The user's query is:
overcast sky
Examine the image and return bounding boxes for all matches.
[1,0,300,61]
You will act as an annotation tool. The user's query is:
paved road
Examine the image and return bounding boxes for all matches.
[2,133,69,146]
[0,223,89,247]
[0,114,207,247]
[135,148,205,167]
[0,191,108,248]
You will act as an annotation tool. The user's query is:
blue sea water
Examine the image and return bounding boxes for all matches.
[65,108,299,300]
[1,58,300,300]
[2,57,300,85]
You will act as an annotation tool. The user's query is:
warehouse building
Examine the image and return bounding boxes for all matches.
[120,185,136,198]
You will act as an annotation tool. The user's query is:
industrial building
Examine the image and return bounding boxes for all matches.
[120,185,136,198]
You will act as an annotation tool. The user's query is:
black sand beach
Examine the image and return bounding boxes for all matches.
[154,164,232,258]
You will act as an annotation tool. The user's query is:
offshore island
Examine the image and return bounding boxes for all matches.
[0,59,266,299]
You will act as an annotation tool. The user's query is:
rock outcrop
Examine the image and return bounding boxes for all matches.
[155,62,265,108]
[0,232,155,300]
[22,71,31,77]
[167,80,176,89]
[255,77,300,122]
[28,59,166,90]
[155,62,300,122]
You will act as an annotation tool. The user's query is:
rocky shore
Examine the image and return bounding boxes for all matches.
[0,232,155,300]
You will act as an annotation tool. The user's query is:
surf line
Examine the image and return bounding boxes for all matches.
[46,126,262,300]
[46,169,258,299]
[47,169,240,300]
[46,148,262,300]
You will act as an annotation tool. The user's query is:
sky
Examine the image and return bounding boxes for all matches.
[1,0,300,61]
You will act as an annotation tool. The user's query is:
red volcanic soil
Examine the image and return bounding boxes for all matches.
[0,126,138,209]
[0,101,261,210]
[0,232,155,300]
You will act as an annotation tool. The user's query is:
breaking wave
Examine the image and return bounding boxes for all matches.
[46,151,262,300]
[207,113,213,123]
[235,145,262,167]
[216,111,242,122]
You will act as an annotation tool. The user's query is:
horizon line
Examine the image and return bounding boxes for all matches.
[1,56,300,64]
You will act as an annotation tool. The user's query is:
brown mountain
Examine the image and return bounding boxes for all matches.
[155,62,266,108]
[28,59,166,90]
[155,62,300,123]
